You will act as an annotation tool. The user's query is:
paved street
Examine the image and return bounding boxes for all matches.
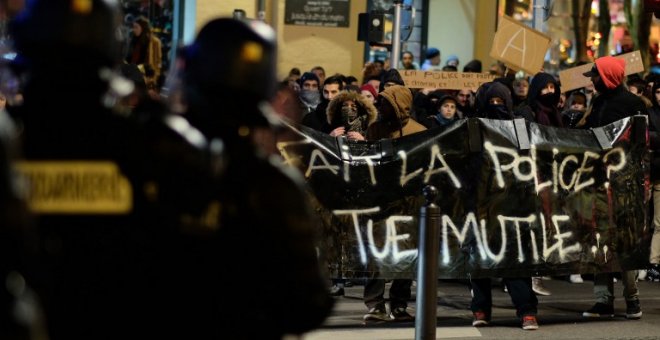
[303,277,660,339]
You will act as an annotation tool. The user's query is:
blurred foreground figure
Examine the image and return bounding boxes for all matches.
[0,112,46,339]
[9,0,223,338]
[171,17,333,338]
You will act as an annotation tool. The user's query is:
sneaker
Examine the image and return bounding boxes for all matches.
[329,284,344,297]
[472,311,490,327]
[582,302,614,318]
[363,305,389,322]
[532,277,551,296]
[625,299,642,319]
[521,315,539,330]
[390,307,414,322]
[569,274,584,284]
[647,264,660,282]
[638,269,647,281]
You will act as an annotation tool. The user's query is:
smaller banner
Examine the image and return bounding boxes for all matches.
[399,70,497,90]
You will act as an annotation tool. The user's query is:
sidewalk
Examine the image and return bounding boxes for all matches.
[303,278,660,339]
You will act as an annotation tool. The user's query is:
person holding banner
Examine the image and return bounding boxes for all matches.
[470,81,540,330]
[580,56,644,320]
[363,85,425,322]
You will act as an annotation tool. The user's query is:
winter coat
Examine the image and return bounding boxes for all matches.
[514,72,563,127]
[582,57,646,128]
[326,90,378,136]
[582,86,646,128]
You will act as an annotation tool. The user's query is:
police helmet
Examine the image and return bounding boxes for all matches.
[10,0,123,67]
[182,18,277,112]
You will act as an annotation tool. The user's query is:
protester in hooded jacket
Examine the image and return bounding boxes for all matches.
[515,72,563,127]
[362,84,425,323]
[366,85,426,140]
[579,55,644,320]
[470,80,540,330]
[475,82,515,120]
[326,90,378,141]
[579,56,646,128]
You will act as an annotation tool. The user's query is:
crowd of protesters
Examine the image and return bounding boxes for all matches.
[276,48,659,331]
[0,1,658,336]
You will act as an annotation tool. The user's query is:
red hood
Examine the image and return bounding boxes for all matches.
[595,56,625,90]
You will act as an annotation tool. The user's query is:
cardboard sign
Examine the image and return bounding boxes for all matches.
[490,15,551,75]
[399,70,497,90]
[559,51,645,93]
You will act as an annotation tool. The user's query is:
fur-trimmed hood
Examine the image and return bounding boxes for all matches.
[326,90,378,129]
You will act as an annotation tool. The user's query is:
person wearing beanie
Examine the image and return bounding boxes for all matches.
[421,47,442,71]
[580,55,646,320]
[445,54,459,68]
[359,83,377,104]
[298,71,321,114]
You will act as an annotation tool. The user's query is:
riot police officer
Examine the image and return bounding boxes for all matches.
[171,18,333,338]
[9,1,221,338]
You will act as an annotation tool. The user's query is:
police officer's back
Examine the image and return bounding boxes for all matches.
[174,18,333,338]
[9,1,220,338]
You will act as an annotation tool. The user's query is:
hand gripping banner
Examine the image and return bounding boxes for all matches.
[276,116,650,279]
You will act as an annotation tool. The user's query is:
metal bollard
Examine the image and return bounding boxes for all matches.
[415,185,441,340]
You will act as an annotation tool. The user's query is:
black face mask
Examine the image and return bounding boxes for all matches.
[594,78,609,93]
[537,92,556,107]
[487,104,510,119]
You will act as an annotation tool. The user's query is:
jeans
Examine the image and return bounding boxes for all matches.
[593,271,639,304]
[470,277,538,318]
[363,279,412,310]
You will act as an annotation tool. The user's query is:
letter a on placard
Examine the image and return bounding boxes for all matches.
[500,27,526,66]
[490,15,550,74]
